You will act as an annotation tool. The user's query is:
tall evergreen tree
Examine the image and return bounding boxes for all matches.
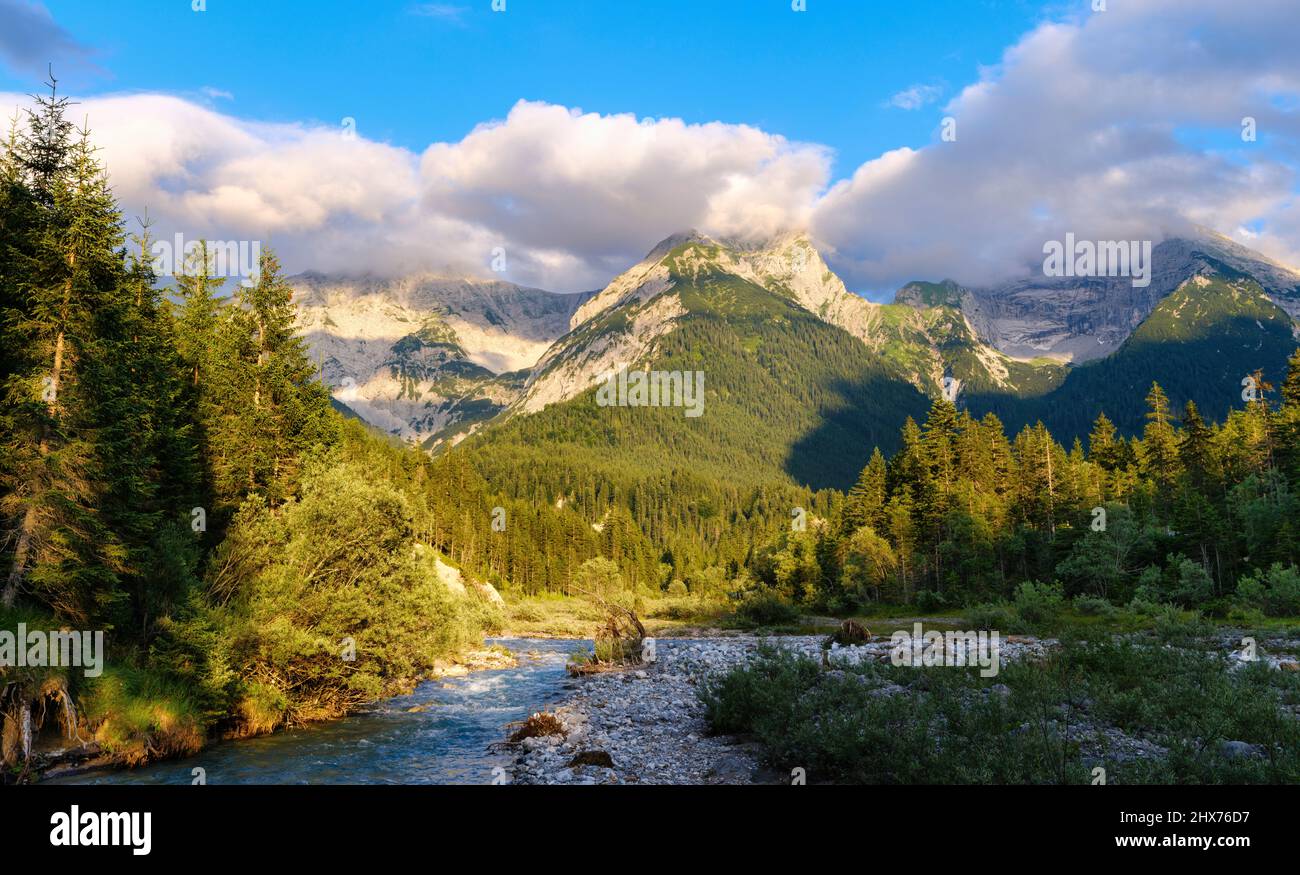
[206,248,337,510]
[2,93,127,620]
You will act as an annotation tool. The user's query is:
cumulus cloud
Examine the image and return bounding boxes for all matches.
[419,102,830,285]
[0,92,830,291]
[1,0,1297,297]
[812,0,1300,293]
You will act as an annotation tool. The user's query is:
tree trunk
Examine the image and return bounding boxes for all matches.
[4,318,65,606]
[2,510,36,607]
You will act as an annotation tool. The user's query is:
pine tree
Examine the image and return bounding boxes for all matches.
[1178,401,1216,490]
[206,248,338,509]
[88,218,203,633]
[1141,382,1181,496]
[2,94,127,618]
[842,447,886,535]
[1278,349,1300,479]
[1089,412,1120,470]
[173,240,225,389]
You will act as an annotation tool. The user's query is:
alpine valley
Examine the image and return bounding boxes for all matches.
[14,1,1300,794]
[296,229,1300,491]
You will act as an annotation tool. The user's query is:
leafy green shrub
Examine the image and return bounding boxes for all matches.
[510,603,544,623]
[733,591,800,628]
[700,647,1086,784]
[648,597,707,621]
[1235,564,1300,617]
[1226,604,1267,626]
[201,455,492,728]
[1171,556,1215,605]
[703,639,1300,784]
[1012,581,1065,628]
[1153,606,1212,645]
[914,590,948,613]
[1127,595,1162,616]
[963,602,1014,630]
[1072,595,1117,618]
[1133,555,1215,607]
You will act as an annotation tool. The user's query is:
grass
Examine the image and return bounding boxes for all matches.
[79,666,208,767]
[502,594,602,638]
[503,592,733,638]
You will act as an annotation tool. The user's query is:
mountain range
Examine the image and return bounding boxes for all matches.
[292,229,1300,490]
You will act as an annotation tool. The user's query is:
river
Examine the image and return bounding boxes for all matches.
[52,638,584,785]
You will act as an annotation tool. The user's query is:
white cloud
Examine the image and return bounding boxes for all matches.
[418,101,830,286]
[886,83,944,111]
[812,0,1300,292]
[1,0,1297,296]
[0,92,830,291]
[408,4,468,24]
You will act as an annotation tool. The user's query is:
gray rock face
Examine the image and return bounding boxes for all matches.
[961,233,1300,363]
[292,272,590,447]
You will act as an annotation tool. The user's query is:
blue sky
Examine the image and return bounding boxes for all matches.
[4,0,1052,176]
[1,0,1296,295]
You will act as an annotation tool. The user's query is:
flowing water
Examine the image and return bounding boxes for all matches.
[53,638,584,785]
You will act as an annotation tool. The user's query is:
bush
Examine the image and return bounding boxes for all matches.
[509,603,544,623]
[1171,556,1214,605]
[1012,581,1065,628]
[914,590,948,613]
[1235,564,1300,617]
[702,639,1300,784]
[1134,555,1214,607]
[648,597,705,621]
[1152,606,1212,645]
[666,579,689,597]
[700,647,1087,784]
[1127,595,1162,617]
[734,591,801,628]
[1072,595,1117,618]
[963,602,1014,631]
[1226,604,1267,627]
[201,455,493,729]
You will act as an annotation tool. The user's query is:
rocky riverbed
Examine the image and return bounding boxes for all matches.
[506,634,1058,785]
[506,631,1300,785]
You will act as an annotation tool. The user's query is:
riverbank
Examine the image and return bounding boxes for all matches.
[26,645,519,784]
[507,634,1047,784]
[509,638,773,784]
[506,627,1300,785]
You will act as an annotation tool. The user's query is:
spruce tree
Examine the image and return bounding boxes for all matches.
[206,248,337,510]
[2,92,126,619]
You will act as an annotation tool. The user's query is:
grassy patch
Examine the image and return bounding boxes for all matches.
[701,630,1300,784]
[80,666,207,766]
